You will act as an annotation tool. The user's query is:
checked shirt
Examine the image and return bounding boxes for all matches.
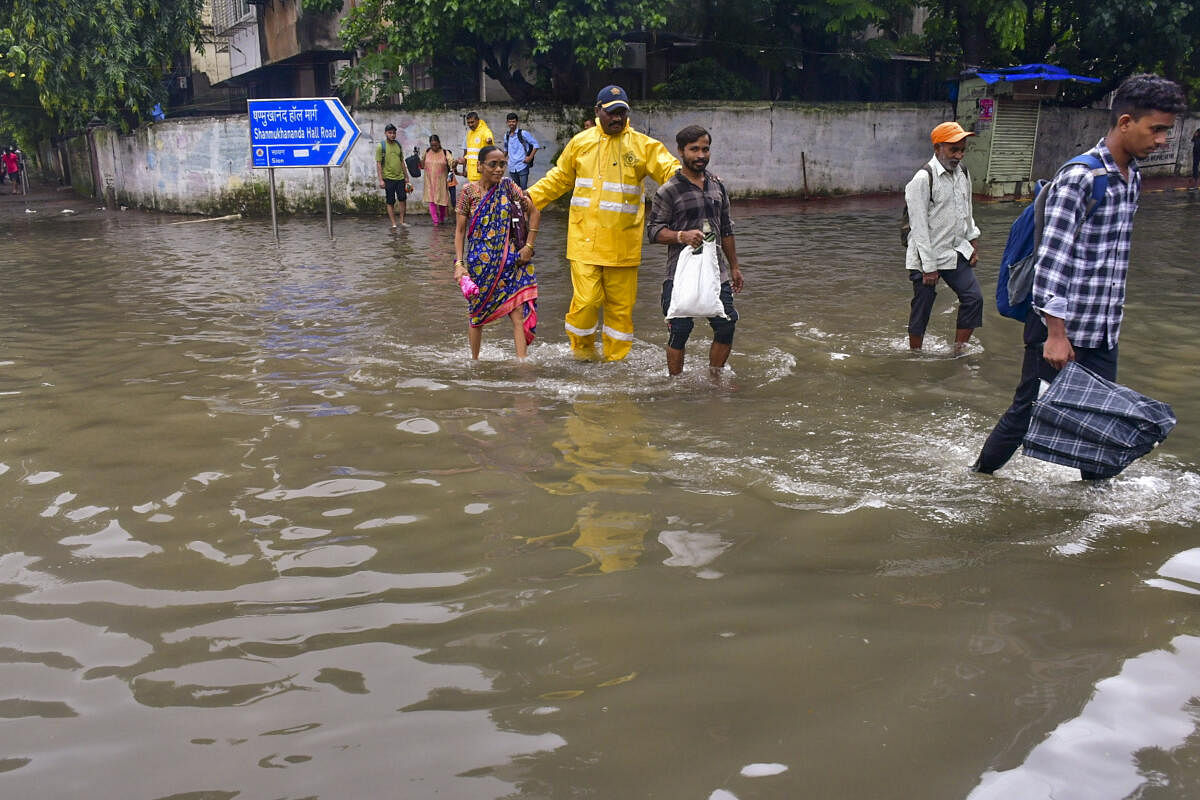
[646,170,735,282]
[1032,139,1140,350]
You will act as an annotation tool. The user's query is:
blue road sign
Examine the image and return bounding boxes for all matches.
[248,97,361,169]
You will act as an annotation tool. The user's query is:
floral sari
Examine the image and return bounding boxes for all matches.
[463,178,538,343]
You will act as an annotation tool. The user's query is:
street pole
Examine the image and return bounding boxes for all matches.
[324,167,332,239]
[268,167,279,243]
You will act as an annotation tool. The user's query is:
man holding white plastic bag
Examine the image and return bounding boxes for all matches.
[646,125,745,377]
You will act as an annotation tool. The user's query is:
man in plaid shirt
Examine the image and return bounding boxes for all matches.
[974,74,1186,478]
[646,125,745,377]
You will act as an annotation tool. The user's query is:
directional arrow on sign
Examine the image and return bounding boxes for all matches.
[248,97,361,169]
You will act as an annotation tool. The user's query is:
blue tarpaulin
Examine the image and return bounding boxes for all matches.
[974,63,1102,85]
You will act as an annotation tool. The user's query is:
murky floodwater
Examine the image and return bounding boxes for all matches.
[2,191,1199,800]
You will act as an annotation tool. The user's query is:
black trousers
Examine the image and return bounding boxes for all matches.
[976,313,1118,478]
[907,254,983,336]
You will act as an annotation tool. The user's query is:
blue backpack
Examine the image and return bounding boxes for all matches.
[996,153,1109,321]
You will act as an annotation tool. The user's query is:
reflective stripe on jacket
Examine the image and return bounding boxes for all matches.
[528,120,679,267]
[465,123,494,181]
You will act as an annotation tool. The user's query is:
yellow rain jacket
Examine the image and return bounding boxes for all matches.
[528,120,680,267]
[464,121,495,181]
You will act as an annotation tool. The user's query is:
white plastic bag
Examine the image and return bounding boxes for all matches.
[666,239,726,319]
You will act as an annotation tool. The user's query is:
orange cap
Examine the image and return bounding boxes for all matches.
[931,121,975,144]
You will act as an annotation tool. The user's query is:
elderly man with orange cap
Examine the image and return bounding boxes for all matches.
[903,121,983,354]
[527,85,680,362]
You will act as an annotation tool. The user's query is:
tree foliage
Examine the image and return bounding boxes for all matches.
[338,0,667,103]
[653,58,756,100]
[924,0,1200,98]
[0,0,204,136]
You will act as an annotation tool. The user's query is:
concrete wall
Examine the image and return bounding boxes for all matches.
[1034,108,1200,181]
[51,103,1200,216]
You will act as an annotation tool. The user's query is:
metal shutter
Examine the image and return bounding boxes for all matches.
[986,99,1040,182]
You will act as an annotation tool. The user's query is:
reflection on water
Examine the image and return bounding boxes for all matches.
[969,635,1200,800]
[1,194,1199,797]
[527,401,659,573]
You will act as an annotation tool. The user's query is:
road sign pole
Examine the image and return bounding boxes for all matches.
[268,167,279,242]
[324,167,333,239]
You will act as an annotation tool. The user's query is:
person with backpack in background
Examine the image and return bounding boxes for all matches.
[1189,128,1200,189]
[973,73,1187,478]
[503,112,540,189]
[902,121,983,354]
[376,124,413,231]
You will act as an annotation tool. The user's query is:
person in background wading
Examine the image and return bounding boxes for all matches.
[1190,128,1200,189]
[420,134,453,225]
[903,121,983,355]
[456,111,494,183]
[446,148,458,208]
[376,124,413,231]
[503,112,540,189]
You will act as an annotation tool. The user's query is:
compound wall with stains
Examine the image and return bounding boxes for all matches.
[47,103,1196,216]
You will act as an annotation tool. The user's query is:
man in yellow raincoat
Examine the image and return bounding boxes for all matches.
[456,111,494,182]
[527,86,680,361]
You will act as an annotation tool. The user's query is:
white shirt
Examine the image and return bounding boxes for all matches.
[904,156,980,272]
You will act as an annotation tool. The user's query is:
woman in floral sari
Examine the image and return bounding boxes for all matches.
[453,145,542,360]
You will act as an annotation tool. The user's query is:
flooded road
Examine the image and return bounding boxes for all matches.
[2,191,1199,799]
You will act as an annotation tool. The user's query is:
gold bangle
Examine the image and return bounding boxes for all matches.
[676,230,682,243]
[454,259,463,266]
[528,227,540,232]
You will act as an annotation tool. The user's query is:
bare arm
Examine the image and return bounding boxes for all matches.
[515,191,541,266]
[453,209,468,281]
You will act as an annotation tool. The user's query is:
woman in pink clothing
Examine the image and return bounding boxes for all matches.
[4,149,20,194]
[420,135,453,224]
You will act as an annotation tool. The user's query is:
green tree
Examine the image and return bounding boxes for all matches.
[0,0,204,134]
[659,0,911,100]
[924,0,1200,98]
[652,58,756,100]
[338,0,667,103]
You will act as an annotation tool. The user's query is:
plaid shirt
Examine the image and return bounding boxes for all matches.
[1024,361,1175,477]
[646,170,735,281]
[1033,139,1140,349]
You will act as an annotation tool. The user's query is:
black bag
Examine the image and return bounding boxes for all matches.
[405,147,422,178]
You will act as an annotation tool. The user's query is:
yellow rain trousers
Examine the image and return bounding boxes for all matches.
[528,120,679,360]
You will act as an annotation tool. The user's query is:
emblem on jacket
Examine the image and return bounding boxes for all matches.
[622,151,638,167]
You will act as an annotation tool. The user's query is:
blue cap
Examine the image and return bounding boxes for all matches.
[596,85,630,110]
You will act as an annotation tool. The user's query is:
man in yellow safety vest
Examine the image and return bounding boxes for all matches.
[456,111,494,183]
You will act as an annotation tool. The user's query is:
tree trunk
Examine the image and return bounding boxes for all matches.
[479,41,546,103]
[956,0,983,67]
